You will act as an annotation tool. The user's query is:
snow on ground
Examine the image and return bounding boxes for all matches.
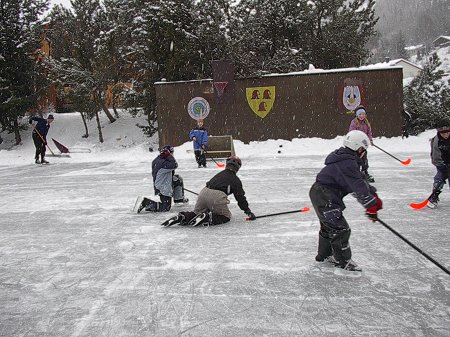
[0,112,449,336]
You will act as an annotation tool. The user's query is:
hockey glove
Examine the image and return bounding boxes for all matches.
[365,193,383,222]
[246,210,256,221]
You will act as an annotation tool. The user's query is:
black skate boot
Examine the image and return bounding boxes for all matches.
[427,190,441,209]
[335,259,362,272]
[161,214,186,227]
[187,211,212,227]
[315,255,338,266]
[137,197,151,214]
[174,197,189,204]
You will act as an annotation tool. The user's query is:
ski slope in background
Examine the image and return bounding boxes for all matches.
[0,112,449,336]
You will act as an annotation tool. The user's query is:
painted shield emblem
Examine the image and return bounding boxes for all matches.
[187,97,210,120]
[246,86,276,118]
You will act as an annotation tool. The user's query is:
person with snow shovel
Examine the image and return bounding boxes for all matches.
[29,114,54,164]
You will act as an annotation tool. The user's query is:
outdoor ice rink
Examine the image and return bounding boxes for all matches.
[0,152,449,336]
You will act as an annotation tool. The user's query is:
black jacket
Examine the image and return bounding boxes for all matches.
[316,147,377,209]
[206,169,250,212]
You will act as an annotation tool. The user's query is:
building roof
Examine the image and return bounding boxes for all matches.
[387,59,423,70]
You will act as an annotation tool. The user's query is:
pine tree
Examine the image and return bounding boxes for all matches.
[304,0,378,69]
[0,0,48,145]
[46,0,116,143]
[403,53,450,136]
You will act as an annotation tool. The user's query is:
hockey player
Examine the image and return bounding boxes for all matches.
[137,145,188,213]
[161,155,256,227]
[349,105,375,182]
[189,119,208,168]
[427,125,450,208]
[29,114,54,164]
[309,130,383,272]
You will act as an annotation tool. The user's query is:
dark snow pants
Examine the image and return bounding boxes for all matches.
[194,150,206,167]
[309,182,352,263]
[32,132,46,161]
[433,165,449,192]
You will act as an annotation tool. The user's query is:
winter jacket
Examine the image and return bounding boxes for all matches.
[431,134,450,166]
[29,117,51,139]
[349,118,373,141]
[189,127,208,150]
[152,154,178,197]
[206,169,250,212]
[315,147,377,209]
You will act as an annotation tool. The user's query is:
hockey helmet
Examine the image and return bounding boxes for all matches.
[343,130,370,151]
[226,155,242,172]
[160,145,174,157]
[437,126,450,133]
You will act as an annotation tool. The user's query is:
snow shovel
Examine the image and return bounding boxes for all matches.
[52,138,91,154]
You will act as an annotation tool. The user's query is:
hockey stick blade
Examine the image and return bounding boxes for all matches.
[401,158,412,166]
[409,199,429,209]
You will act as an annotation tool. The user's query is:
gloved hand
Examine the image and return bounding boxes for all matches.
[246,210,256,221]
[192,136,197,142]
[29,119,33,125]
[365,193,383,222]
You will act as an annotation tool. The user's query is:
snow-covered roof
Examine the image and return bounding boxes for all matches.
[405,44,424,51]
[433,35,450,42]
[387,59,423,70]
[155,64,401,85]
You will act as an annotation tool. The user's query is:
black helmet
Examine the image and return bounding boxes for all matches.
[226,155,242,172]
[160,145,174,154]
[160,145,174,158]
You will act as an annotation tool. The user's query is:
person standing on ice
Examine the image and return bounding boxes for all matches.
[427,125,450,208]
[189,119,208,168]
[309,130,383,272]
[137,145,188,213]
[160,155,256,227]
[28,114,54,164]
[349,105,374,182]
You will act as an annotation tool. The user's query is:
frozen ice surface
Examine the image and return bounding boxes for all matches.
[0,153,449,336]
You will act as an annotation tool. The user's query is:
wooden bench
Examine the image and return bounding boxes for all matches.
[205,135,235,159]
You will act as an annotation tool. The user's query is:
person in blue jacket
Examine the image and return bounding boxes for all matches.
[28,114,54,164]
[309,130,383,273]
[189,119,208,168]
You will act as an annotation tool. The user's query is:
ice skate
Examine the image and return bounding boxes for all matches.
[136,197,151,214]
[174,197,189,204]
[334,260,362,277]
[161,214,186,227]
[187,211,212,227]
[41,159,49,164]
[427,190,441,209]
[315,255,338,267]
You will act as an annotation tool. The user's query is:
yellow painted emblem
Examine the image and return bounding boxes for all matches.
[246,86,276,118]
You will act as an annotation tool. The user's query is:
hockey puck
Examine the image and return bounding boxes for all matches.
[277,150,281,154]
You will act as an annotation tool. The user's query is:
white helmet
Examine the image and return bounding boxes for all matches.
[343,130,370,151]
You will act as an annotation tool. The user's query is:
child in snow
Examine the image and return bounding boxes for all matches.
[189,119,208,168]
[29,114,54,164]
[161,155,256,227]
[137,145,188,213]
[427,125,450,208]
[349,106,374,182]
[309,130,383,272]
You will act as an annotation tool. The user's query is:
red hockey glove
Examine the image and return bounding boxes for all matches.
[366,194,383,222]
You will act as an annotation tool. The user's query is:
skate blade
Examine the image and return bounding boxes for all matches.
[133,196,144,213]
[334,268,362,278]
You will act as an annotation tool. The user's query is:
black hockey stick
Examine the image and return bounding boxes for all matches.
[377,218,450,276]
[184,188,199,196]
[245,207,310,221]
[372,144,411,165]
